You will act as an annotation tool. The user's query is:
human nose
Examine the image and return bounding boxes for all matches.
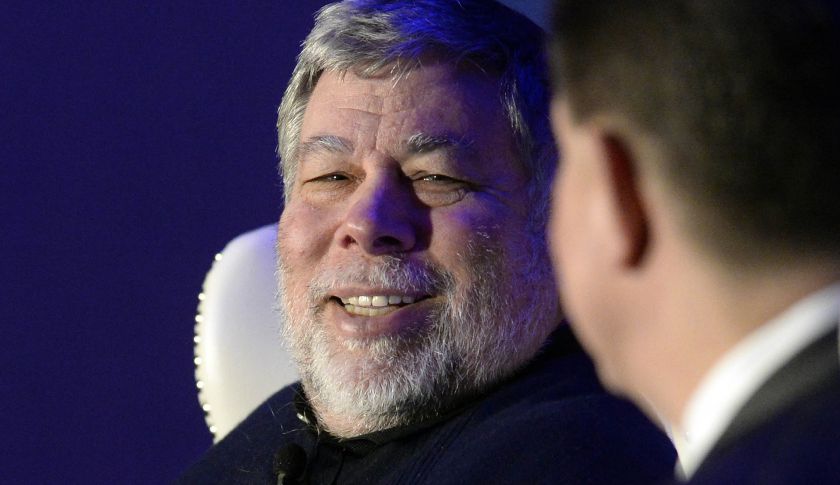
[337,173,418,255]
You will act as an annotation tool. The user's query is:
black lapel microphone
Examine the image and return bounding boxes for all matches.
[273,443,308,485]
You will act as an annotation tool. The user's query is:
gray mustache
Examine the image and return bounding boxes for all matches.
[307,256,453,299]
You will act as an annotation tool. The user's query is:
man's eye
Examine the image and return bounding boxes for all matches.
[306,173,351,184]
[413,173,470,189]
[419,174,458,184]
[298,172,356,204]
[413,174,471,206]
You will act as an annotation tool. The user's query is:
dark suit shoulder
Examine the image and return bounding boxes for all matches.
[690,376,840,484]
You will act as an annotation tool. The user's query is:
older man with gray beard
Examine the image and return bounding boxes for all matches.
[180,1,674,483]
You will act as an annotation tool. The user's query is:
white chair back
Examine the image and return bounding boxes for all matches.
[193,224,298,442]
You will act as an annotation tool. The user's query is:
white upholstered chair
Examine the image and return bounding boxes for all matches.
[193,224,299,442]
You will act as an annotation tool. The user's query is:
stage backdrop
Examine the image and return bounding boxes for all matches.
[1,1,548,482]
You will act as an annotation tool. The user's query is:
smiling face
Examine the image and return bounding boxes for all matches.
[277,62,559,437]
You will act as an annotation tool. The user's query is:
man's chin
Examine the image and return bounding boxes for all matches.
[311,337,436,389]
[296,335,454,432]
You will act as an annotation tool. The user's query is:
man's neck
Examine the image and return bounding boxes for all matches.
[631,248,840,427]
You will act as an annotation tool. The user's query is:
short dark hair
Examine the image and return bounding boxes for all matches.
[550,0,840,263]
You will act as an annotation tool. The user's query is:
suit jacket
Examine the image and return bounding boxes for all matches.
[686,327,840,484]
[179,326,676,484]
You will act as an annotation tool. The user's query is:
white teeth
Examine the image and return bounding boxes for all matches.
[344,305,395,317]
[339,294,422,308]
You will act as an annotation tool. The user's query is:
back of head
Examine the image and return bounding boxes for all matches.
[551,0,840,266]
[278,0,555,226]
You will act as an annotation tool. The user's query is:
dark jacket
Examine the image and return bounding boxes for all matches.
[180,326,675,484]
[686,327,840,484]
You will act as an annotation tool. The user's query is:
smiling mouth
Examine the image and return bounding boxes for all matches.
[333,294,429,317]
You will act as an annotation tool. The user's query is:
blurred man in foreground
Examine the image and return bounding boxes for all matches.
[181,0,675,483]
[549,1,840,482]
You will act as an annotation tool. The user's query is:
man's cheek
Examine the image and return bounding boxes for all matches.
[280,205,332,260]
[431,203,514,243]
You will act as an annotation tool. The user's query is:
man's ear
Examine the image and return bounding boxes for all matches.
[601,134,649,267]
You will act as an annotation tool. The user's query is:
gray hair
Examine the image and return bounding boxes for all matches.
[276,0,555,226]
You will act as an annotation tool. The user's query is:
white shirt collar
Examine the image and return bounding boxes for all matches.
[675,282,840,480]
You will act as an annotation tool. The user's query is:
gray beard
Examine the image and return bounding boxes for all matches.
[277,232,557,437]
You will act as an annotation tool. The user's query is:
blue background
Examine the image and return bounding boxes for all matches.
[2,1,547,482]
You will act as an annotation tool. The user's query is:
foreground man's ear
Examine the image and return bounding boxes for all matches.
[600,133,649,268]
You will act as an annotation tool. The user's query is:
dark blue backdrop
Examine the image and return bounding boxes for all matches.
[2,2,330,482]
[2,1,547,482]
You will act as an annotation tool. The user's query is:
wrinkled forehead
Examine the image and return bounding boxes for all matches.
[298,61,514,160]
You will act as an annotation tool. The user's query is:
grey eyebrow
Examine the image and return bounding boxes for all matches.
[297,135,354,159]
[405,133,476,156]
